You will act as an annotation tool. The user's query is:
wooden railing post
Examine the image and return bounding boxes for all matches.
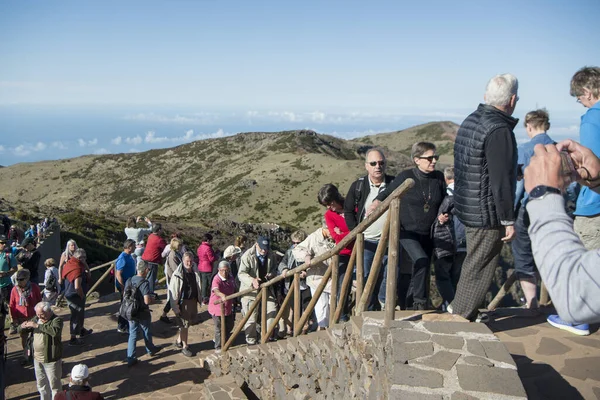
[356,214,391,315]
[539,282,549,306]
[264,283,295,342]
[355,233,364,308]
[385,198,400,326]
[85,263,115,300]
[293,273,300,336]
[261,288,268,343]
[329,255,339,326]
[293,265,333,337]
[487,271,517,311]
[223,293,262,352]
[333,246,357,324]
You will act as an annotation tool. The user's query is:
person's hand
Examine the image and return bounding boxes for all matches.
[437,213,449,225]
[58,278,63,285]
[300,271,307,279]
[524,144,564,192]
[556,139,600,185]
[252,278,261,289]
[144,217,151,223]
[366,200,381,216]
[136,216,142,223]
[219,293,227,302]
[333,227,342,235]
[281,269,288,278]
[501,225,516,243]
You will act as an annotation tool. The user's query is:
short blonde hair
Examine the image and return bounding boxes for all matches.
[170,237,182,252]
[524,109,550,131]
[44,258,56,268]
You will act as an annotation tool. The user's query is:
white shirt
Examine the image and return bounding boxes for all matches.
[363,177,389,241]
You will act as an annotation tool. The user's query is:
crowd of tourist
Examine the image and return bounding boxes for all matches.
[1,66,600,399]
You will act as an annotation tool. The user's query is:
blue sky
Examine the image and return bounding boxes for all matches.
[0,0,598,165]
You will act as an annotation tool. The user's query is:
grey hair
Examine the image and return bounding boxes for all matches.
[218,260,231,270]
[71,379,86,386]
[35,301,54,315]
[182,251,195,260]
[365,148,386,161]
[444,166,455,181]
[73,248,86,259]
[484,74,519,107]
[17,268,30,280]
[136,259,148,274]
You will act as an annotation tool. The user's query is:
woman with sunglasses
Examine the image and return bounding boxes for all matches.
[9,268,42,364]
[369,141,447,310]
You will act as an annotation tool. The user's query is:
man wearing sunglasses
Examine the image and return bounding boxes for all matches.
[343,148,395,310]
[449,73,519,323]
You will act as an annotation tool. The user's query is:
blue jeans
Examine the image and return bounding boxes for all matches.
[335,254,351,321]
[127,318,155,361]
[363,239,388,310]
[146,263,158,294]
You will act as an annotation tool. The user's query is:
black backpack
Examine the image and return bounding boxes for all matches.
[119,279,144,321]
[45,272,58,293]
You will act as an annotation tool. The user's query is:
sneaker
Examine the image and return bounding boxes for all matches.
[117,327,129,334]
[547,314,590,336]
[127,357,138,367]
[475,313,491,324]
[80,328,93,337]
[215,348,222,354]
[181,347,193,357]
[159,316,172,324]
[147,345,162,356]
[68,338,85,346]
[174,340,183,349]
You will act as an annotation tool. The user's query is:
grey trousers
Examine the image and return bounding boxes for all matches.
[34,359,62,400]
[449,227,503,320]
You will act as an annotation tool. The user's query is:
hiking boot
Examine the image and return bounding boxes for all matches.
[117,327,129,334]
[147,345,162,356]
[159,316,172,324]
[68,338,85,346]
[181,347,193,357]
[127,357,138,367]
[547,314,590,336]
[80,328,93,337]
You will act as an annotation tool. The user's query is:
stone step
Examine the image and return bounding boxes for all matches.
[203,375,247,400]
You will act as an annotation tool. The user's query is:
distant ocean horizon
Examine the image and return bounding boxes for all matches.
[0,105,582,166]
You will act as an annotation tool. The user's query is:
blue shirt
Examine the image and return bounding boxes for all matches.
[575,102,600,216]
[515,133,555,207]
[115,251,136,290]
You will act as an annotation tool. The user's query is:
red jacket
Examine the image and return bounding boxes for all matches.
[141,233,166,264]
[9,282,41,320]
[197,242,216,273]
[324,210,353,256]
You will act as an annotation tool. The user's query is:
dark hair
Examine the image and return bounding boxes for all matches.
[411,142,437,160]
[524,109,550,131]
[203,233,213,242]
[570,66,600,98]
[126,217,136,228]
[234,235,247,248]
[317,183,345,207]
[152,223,162,234]
[124,239,136,249]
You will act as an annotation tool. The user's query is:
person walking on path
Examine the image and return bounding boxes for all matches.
[9,268,41,363]
[159,237,183,324]
[197,233,216,305]
[208,260,236,352]
[447,74,519,322]
[115,239,137,334]
[61,249,93,346]
[20,302,63,400]
[141,224,166,297]
[124,216,153,260]
[169,251,202,357]
[125,260,161,366]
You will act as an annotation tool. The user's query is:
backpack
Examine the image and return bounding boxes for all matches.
[119,279,144,321]
[45,271,58,293]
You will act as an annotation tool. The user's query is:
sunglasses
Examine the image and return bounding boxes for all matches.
[368,161,385,167]
[17,278,26,281]
[418,155,440,162]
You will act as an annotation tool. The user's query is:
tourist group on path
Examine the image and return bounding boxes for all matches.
[2,66,600,400]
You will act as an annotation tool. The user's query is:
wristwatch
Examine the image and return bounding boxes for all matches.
[528,185,561,201]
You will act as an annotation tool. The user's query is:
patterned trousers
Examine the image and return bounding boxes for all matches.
[449,226,503,320]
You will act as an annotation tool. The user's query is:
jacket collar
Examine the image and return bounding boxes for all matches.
[477,103,519,129]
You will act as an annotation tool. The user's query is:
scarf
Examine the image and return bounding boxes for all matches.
[18,281,32,307]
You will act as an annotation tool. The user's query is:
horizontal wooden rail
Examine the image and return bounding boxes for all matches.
[89,259,117,272]
[216,178,415,305]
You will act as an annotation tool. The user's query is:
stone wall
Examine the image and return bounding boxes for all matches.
[204,313,527,399]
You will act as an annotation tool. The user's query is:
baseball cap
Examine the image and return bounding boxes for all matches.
[71,364,89,381]
[257,236,270,251]
[0,235,6,243]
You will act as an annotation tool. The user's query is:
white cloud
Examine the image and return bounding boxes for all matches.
[14,145,30,156]
[93,148,109,155]
[128,148,141,153]
[33,142,46,152]
[111,136,122,145]
[145,131,170,144]
[78,138,98,147]
[51,141,67,150]
[125,135,143,145]
[122,112,221,125]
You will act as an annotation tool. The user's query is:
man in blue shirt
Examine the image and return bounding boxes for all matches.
[512,109,555,312]
[115,239,137,334]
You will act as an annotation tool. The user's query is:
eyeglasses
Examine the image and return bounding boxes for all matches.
[292,242,301,245]
[368,161,385,167]
[418,155,439,162]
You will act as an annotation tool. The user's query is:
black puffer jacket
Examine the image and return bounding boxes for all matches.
[454,104,518,228]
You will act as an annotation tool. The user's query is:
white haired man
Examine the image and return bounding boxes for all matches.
[449,74,519,322]
[54,364,104,400]
[20,302,63,400]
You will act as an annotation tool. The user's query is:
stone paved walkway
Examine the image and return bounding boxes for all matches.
[4,292,600,399]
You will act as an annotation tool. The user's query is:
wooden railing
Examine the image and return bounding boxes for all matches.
[217,179,415,351]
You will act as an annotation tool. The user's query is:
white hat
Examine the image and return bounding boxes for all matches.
[71,364,89,381]
[223,245,242,259]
